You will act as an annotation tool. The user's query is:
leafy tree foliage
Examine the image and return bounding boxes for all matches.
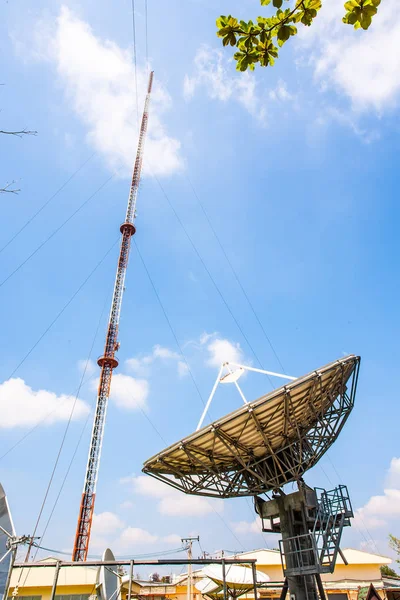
[216,0,382,71]
[381,565,399,578]
[389,534,400,564]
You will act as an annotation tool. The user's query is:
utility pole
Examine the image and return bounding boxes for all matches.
[72,71,154,562]
[181,536,199,600]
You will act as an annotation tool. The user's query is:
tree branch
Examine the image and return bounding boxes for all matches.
[0,181,20,195]
[0,129,37,137]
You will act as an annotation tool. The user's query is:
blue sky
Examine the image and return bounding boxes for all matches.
[1,0,400,567]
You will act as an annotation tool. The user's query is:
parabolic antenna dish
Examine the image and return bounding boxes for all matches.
[143,356,360,498]
[203,565,270,587]
[195,578,222,599]
[97,549,119,600]
[0,483,16,600]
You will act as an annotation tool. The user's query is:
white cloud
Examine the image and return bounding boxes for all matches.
[90,510,180,551]
[355,489,400,529]
[153,346,180,361]
[231,517,262,535]
[109,373,149,410]
[0,378,90,429]
[124,357,150,377]
[298,0,400,112]
[77,358,97,378]
[92,512,125,536]
[119,527,158,546]
[126,345,187,378]
[386,457,400,488]
[120,500,134,510]
[314,106,380,143]
[199,332,216,346]
[163,533,182,545]
[184,46,267,123]
[188,332,244,369]
[203,335,244,368]
[123,475,224,517]
[26,6,182,176]
[269,80,293,102]
[90,374,149,411]
[177,361,189,378]
[354,457,400,530]
[159,495,219,517]
[118,527,182,549]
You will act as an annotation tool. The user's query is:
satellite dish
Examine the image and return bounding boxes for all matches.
[0,483,16,600]
[204,565,270,587]
[97,549,119,600]
[195,578,222,599]
[200,566,270,599]
[143,355,360,497]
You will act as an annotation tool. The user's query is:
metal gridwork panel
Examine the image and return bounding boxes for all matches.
[143,356,360,498]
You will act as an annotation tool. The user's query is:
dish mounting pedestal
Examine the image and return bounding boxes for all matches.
[255,482,353,600]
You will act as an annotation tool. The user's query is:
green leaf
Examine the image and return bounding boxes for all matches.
[217,0,378,73]
[360,12,372,28]
[363,5,377,16]
[277,23,297,46]
[344,0,360,9]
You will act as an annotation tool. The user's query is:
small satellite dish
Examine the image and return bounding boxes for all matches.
[195,578,222,599]
[220,368,245,384]
[201,566,270,599]
[97,549,119,600]
[0,483,16,600]
[204,565,270,588]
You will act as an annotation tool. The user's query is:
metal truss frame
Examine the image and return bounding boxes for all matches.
[143,357,360,498]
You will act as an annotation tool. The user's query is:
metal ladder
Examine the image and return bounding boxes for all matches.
[279,485,353,576]
[313,485,353,573]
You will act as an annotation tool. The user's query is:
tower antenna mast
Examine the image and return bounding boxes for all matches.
[72,71,154,562]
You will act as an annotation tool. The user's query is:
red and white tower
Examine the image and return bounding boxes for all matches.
[72,71,154,562]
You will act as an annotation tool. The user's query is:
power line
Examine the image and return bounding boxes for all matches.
[144,0,149,68]
[325,456,381,555]
[133,238,208,412]
[131,0,139,127]
[0,173,115,290]
[35,411,92,558]
[244,496,270,549]
[150,174,374,557]
[0,153,95,256]
[211,507,244,551]
[138,405,169,446]
[185,174,286,375]
[150,171,275,389]
[0,372,97,462]
[318,462,381,555]
[31,542,188,559]
[108,261,245,552]
[6,238,118,381]
[24,242,118,562]
[34,293,110,554]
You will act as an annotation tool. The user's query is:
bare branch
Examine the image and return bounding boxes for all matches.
[0,181,20,195]
[0,128,37,137]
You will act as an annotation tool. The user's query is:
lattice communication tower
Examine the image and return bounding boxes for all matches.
[72,72,154,562]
